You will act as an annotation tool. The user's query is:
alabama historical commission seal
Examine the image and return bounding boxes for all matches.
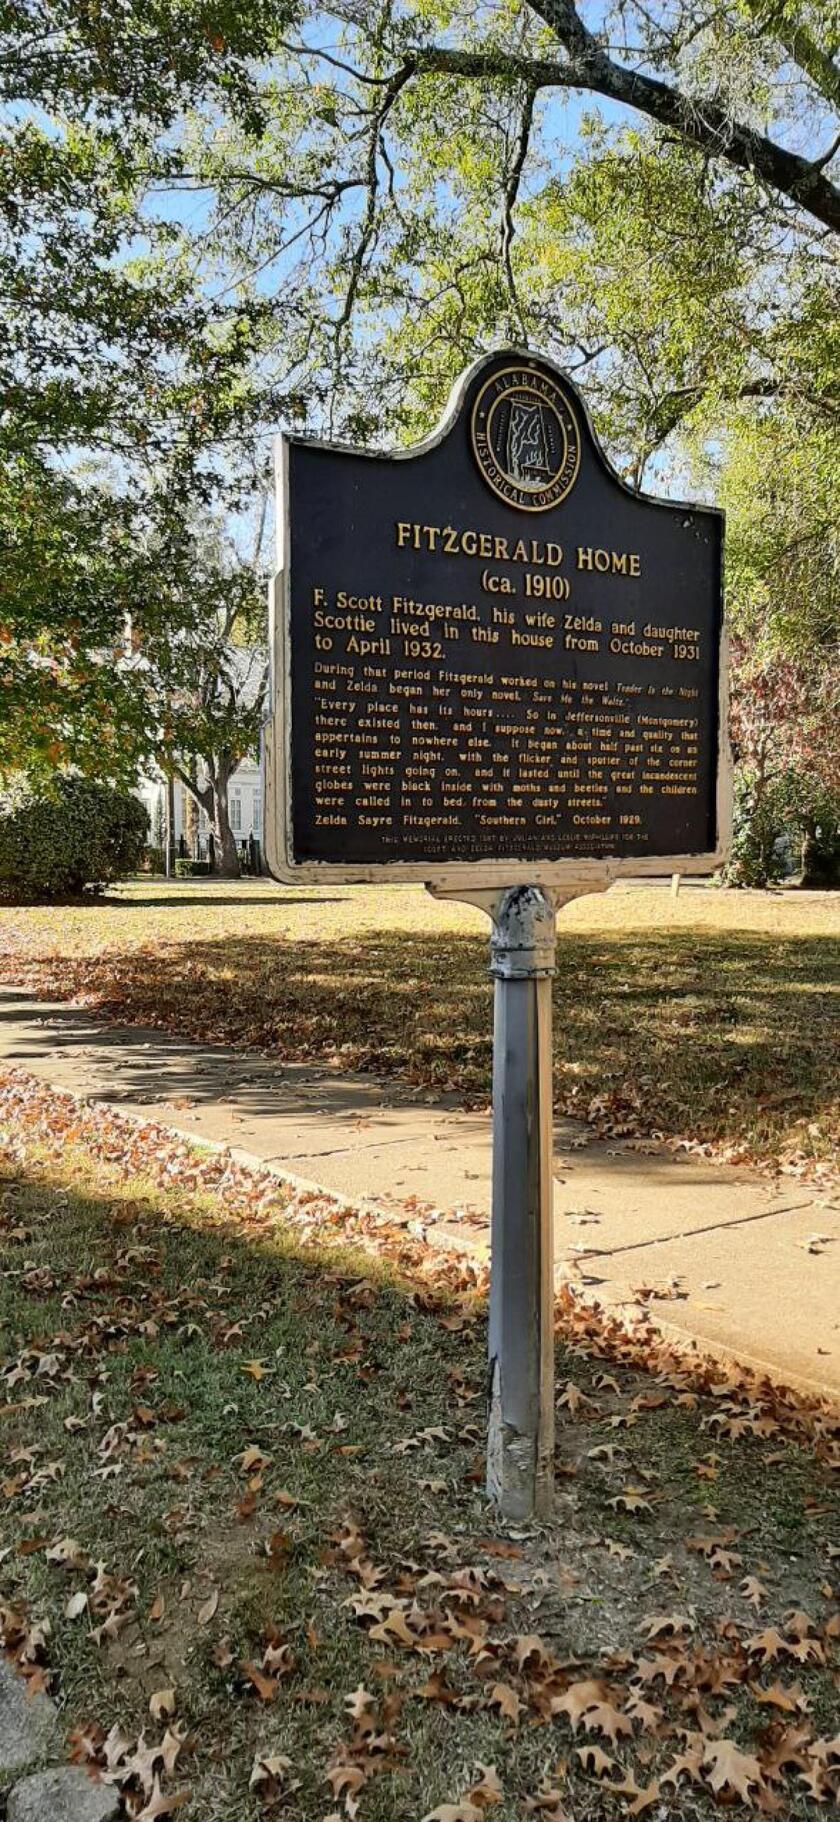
[470,363,581,512]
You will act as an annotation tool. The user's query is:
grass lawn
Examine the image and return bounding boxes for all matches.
[1,879,837,1181]
[1,1071,839,1820]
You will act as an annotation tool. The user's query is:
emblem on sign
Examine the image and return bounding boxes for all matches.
[470,363,581,512]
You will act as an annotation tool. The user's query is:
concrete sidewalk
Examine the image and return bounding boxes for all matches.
[1,985,837,1399]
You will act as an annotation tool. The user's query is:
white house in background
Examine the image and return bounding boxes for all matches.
[135,642,269,867]
[138,756,264,862]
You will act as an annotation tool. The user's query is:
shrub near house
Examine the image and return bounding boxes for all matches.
[0,775,148,902]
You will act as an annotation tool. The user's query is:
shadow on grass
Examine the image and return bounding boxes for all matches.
[2,1137,839,1821]
[2,921,838,1169]
[0,1149,494,1817]
[89,891,349,910]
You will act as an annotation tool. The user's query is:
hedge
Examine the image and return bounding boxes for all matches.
[0,775,148,902]
[174,857,211,877]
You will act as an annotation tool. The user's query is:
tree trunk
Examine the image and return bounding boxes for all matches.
[165,772,176,879]
[184,788,199,860]
[799,821,840,889]
[171,758,242,879]
[210,774,240,877]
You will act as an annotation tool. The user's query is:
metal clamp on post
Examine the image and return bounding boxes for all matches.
[490,886,558,981]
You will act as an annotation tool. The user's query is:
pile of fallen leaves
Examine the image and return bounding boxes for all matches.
[1,1064,839,1820]
[320,1512,840,1818]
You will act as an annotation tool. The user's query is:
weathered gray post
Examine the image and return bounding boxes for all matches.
[487,885,557,1521]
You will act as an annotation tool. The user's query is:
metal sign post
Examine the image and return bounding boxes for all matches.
[487,886,557,1519]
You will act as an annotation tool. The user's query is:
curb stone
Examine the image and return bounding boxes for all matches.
[0,1662,59,1779]
[7,1767,119,1822]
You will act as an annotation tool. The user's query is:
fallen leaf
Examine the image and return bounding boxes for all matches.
[488,1682,522,1724]
[703,1738,765,1802]
[45,1536,88,1571]
[236,1446,272,1474]
[582,1700,633,1744]
[750,1679,806,1713]
[326,1763,367,1802]
[134,1779,190,1820]
[513,1634,554,1672]
[149,1689,176,1721]
[239,1661,277,1702]
[249,1750,297,1791]
[608,1772,661,1815]
[421,1806,482,1822]
[550,1679,607,1728]
[660,1738,704,1790]
[575,1743,616,1778]
[607,1488,652,1515]
[746,1627,787,1663]
[368,1605,416,1647]
[638,1613,694,1641]
[197,1588,219,1627]
[344,1685,376,1720]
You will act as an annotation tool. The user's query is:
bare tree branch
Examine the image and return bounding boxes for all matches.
[329,58,415,411]
[408,37,840,234]
[501,84,537,342]
[172,761,211,815]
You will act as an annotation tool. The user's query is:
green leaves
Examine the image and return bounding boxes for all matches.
[0,0,299,129]
[0,774,149,899]
[0,0,281,784]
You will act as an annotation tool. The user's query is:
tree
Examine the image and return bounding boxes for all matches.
[1,0,298,127]
[130,538,268,876]
[174,4,836,457]
[4,0,837,818]
[0,0,292,782]
[180,5,836,892]
[719,406,840,883]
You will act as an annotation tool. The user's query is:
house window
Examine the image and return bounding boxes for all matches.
[230,797,241,831]
[253,794,262,833]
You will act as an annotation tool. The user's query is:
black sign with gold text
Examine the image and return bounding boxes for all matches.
[277,353,724,873]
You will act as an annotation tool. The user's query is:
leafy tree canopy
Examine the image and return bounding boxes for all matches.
[1,0,837,817]
[0,0,297,778]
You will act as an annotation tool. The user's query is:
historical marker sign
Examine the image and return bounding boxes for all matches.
[265,351,729,889]
[264,349,730,1519]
